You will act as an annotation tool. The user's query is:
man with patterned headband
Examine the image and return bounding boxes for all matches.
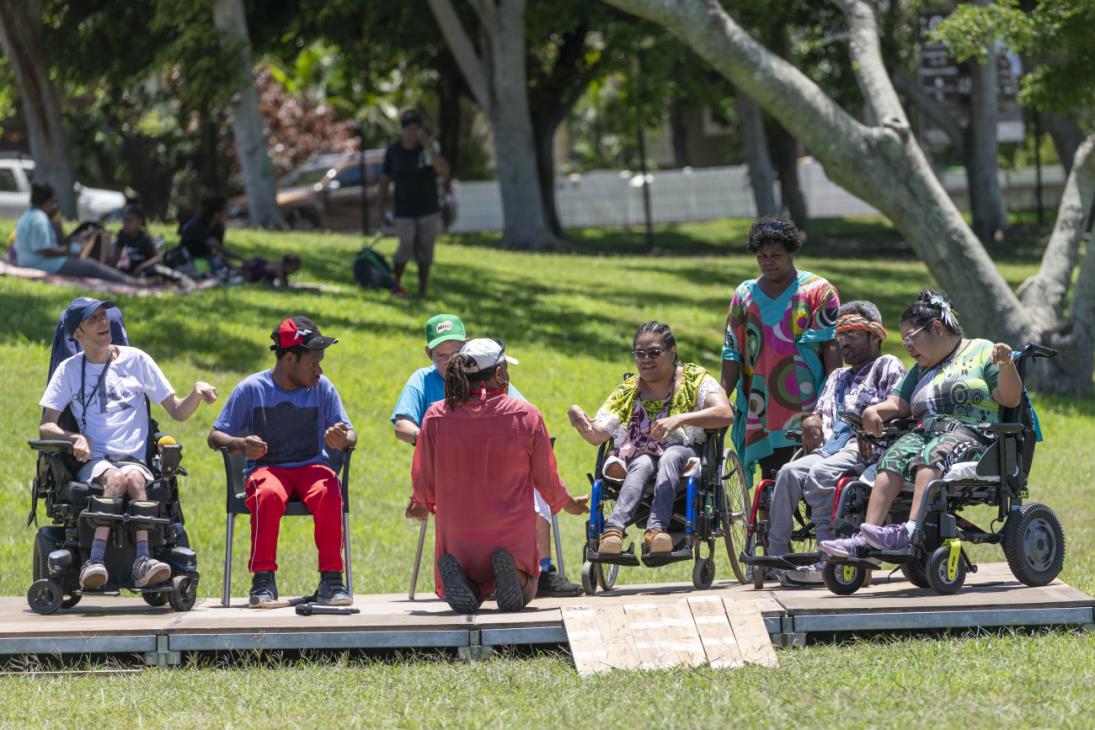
[767,301,905,586]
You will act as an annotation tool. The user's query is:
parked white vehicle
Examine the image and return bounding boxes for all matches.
[0,154,126,221]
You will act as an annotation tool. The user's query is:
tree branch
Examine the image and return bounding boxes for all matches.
[892,69,966,155]
[1018,134,1095,329]
[427,0,491,113]
[831,0,907,129]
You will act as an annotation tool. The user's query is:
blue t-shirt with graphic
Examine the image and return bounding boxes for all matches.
[214,370,352,469]
[391,365,525,425]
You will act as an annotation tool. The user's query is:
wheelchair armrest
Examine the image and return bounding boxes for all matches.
[28,439,74,455]
[785,429,803,442]
[986,422,1024,435]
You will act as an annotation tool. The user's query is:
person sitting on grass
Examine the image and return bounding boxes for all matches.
[208,316,356,608]
[412,338,588,614]
[177,193,248,280]
[768,301,905,586]
[820,289,1022,559]
[111,204,196,290]
[13,183,140,285]
[240,254,302,287]
[395,313,583,598]
[39,299,218,590]
[567,321,733,556]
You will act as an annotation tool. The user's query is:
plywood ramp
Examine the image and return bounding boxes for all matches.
[562,596,776,675]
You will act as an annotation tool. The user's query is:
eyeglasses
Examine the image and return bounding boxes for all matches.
[632,347,667,360]
[902,325,928,348]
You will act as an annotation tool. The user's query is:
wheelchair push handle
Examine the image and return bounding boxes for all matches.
[1019,343,1057,361]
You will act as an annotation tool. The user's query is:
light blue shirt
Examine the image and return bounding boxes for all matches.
[391,365,525,425]
[14,208,65,274]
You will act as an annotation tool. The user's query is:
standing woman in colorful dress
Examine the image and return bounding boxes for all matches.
[721,217,842,484]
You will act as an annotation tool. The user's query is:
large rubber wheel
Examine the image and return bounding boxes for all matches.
[143,591,169,607]
[719,449,750,584]
[1003,503,1065,587]
[692,556,715,590]
[822,562,867,596]
[900,561,930,589]
[926,545,966,595]
[580,561,600,596]
[168,573,198,612]
[27,579,63,615]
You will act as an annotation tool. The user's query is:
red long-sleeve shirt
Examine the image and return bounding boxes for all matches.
[412,394,572,600]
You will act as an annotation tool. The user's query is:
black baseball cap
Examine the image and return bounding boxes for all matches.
[400,110,424,128]
[270,316,338,351]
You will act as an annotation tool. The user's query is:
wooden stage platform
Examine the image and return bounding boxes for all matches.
[1,563,1091,666]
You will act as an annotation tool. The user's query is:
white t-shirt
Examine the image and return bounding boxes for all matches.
[40,346,175,460]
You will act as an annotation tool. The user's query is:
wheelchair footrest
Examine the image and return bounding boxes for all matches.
[640,546,693,567]
[585,547,640,567]
[743,551,821,569]
[821,554,883,568]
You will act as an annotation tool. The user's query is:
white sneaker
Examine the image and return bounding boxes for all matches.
[776,564,824,587]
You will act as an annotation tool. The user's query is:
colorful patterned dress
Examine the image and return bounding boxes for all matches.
[722,271,840,483]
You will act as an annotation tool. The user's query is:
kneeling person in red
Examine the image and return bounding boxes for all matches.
[208,316,356,608]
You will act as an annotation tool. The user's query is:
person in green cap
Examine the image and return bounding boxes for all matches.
[392,313,583,597]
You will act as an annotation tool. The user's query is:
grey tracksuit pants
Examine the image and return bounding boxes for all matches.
[766,444,862,556]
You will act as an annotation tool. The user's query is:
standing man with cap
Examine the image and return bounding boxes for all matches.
[412,338,589,614]
[393,314,583,597]
[39,299,218,590]
[378,110,450,298]
[208,316,356,608]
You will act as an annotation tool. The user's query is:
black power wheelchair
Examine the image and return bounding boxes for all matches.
[580,428,751,594]
[822,344,1066,596]
[25,413,199,615]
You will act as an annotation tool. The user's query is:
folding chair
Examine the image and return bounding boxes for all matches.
[221,447,354,607]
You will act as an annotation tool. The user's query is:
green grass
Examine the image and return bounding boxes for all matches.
[0,216,1092,727]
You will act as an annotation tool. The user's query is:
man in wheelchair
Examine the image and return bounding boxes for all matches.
[821,290,1024,561]
[38,299,217,592]
[766,301,904,586]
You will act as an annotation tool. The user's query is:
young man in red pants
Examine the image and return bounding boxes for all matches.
[209,316,356,608]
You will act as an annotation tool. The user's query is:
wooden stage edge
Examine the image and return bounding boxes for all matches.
[1,563,1092,666]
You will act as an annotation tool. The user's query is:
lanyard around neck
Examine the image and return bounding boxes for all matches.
[79,349,114,432]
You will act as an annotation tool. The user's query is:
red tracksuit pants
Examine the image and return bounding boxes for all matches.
[245,464,343,573]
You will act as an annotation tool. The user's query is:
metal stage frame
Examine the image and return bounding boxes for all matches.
[1,564,1091,666]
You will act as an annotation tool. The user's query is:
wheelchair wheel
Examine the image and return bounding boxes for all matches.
[692,556,715,590]
[1003,503,1065,587]
[581,561,601,596]
[143,591,169,607]
[27,579,63,615]
[900,561,930,589]
[168,573,198,612]
[720,448,750,584]
[926,545,966,595]
[599,563,619,591]
[822,562,867,595]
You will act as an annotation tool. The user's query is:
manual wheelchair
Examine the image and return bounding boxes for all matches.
[580,428,752,594]
[822,344,1065,596]
[25,416,199,615]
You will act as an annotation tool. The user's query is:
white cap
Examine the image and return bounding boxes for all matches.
[459,338,519,373]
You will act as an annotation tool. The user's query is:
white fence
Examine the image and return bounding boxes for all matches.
[448,160,1066,234]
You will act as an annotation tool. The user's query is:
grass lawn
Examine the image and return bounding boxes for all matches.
[0,216,1092,727]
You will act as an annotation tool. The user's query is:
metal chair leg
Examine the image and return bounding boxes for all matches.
[343,511,353,601]
[223,514,234,607]
[409,518,428,600]
[551,512,567,579]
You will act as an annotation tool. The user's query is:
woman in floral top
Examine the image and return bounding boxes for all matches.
[820,289,1023,557]
[568,322,733,555]
[721,217,842,485]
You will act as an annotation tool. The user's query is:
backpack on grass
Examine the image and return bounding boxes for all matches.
[352,236,395,291]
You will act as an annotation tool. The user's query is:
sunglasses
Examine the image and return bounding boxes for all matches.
[632,347,667,360]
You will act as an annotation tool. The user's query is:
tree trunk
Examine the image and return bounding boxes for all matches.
[668,100,691,168]
[766,25,809,237]
[427,0,559,248]
[737,89,778,217]
[531,110,566,238]
[0,0,77,218]
[436,55,464,177]
[1042,112,1085,176]
[966,43,1009,245]
[212,0,284,228]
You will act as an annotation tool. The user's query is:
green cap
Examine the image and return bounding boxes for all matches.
[425,313,466,349]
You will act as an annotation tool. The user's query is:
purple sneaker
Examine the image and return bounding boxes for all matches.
[819,533,869,558]
[860,523,911,550]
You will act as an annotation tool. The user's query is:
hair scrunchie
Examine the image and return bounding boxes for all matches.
[929,294,961,331]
